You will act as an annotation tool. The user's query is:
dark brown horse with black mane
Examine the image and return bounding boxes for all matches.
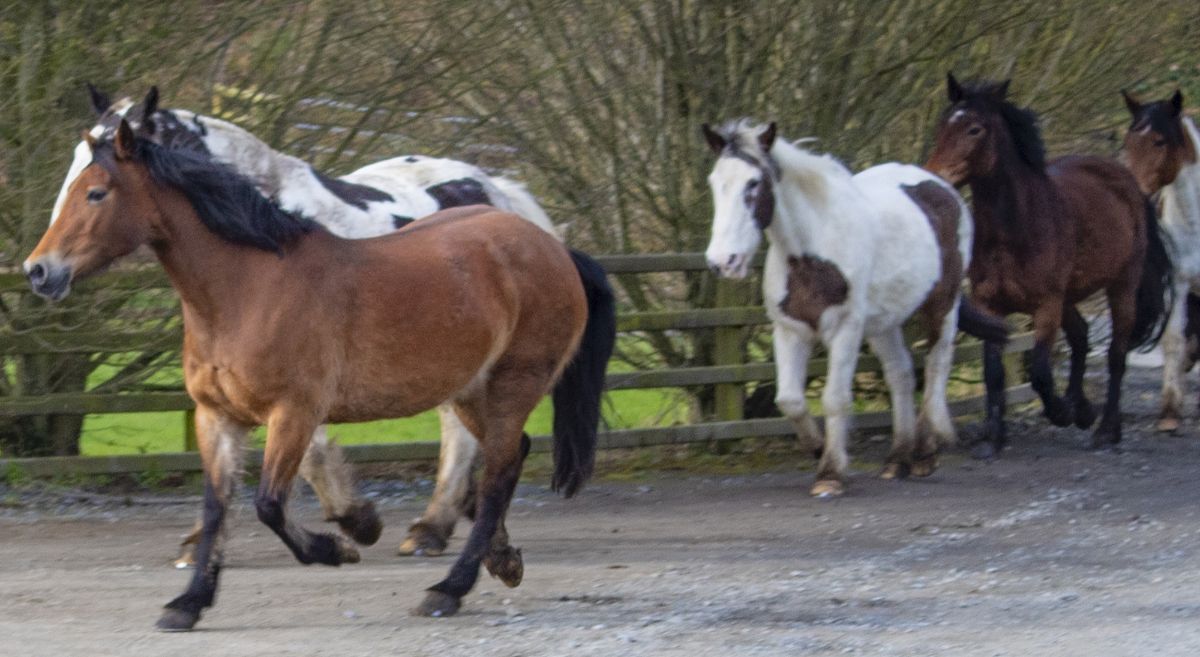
[24,118,615,630]
[925,74,1172,458]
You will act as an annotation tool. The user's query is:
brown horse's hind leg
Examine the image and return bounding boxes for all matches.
[1061,305,1098,430]
[1029,303,1074,428]
[300,426,382,546]
[1094,289,1136,448]
[256,411,361,567]
[157,407,247,631]
[415,398,532,618]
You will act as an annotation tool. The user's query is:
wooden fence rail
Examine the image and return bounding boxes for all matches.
[0,254,1031,475]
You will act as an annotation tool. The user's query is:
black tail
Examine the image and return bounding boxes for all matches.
[957,298,1009,344]
[550,249,616,498]
[1131,197,1174,351]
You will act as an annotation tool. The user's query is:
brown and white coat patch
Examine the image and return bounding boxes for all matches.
[902,180,963,342]
[780,254,850,329]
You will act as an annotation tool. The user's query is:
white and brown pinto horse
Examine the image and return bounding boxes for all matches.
[26,118,615,630]
[1121,90,1200,431]
[702,121,1005,496]
[64,86,559,561]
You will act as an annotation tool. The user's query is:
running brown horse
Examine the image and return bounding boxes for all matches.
[24,118,616,631]
[925,74,1172,458]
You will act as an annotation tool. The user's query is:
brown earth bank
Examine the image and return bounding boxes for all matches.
[2,366,1199,656]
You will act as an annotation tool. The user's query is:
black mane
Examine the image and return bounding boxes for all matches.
[954,80,1047,173]
[97,138,316,253]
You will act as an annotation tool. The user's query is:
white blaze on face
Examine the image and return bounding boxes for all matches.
[705,156,764,279]
[50,99,135,225]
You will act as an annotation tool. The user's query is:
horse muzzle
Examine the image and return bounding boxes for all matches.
[24,258,72,302]
[706,251,751,279]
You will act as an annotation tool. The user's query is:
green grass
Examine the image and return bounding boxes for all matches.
[79,387,691,456]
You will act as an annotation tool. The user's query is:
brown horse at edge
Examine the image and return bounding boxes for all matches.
[925,74,1172,458]
[24,117,616,631]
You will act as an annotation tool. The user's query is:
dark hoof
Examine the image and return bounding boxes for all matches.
[1072,400,1097,430]
[413,590,461,617]
[1044,402,1074,428]
[911,454,939,478]
[398,522,449,557]
[337,536,361,564]
[1090,429,1121,450]
[484,546,524,588]
[335,501,384,546]
[971,441,1000,460]
[879,462,910,480]
[156,607,200,632]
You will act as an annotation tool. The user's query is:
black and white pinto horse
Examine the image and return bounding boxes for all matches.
[702,121,1007,497]
[64,86,557,562]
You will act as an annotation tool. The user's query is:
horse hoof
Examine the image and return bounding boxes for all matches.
[335,501,384,546]
[1156,416,1181,433]
[879,463,909,480]
[337,537,361,564]
[970,441,999,460]
[1090,431,1121,450]
[484,546,524,588]
[911,455,938,478]
[398,523,448,557]
[1045,405,1074,428]
[172,554,196,570]
[413,591,461,617]
[156,608,200,632]
[810,479,844,497]
[1073,402,1097,430]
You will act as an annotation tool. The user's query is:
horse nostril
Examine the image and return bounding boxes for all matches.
[727,254,737,266]
[27,263,46,286]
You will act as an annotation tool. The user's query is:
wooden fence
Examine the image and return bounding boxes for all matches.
[0,254,1033,476]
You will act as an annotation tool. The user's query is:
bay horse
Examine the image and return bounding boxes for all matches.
[25,117,615,630]
[1121,89,1200,431]
[925,74,1173,458]
[70,86,560,561]
[702,120,1007,496]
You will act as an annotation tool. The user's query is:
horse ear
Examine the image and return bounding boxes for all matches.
[140,86,160,134]
[114,118,136,160]
[86,82,111,116]
[759,122,777,152]
[1121,89,1142,116]
[946,73,964,103]
[1170,89,1184,116]
[994,79,1011,99]
[701,123,726,154]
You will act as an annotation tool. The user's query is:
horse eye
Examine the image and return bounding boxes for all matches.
[747,180,760,191]
[86,188,108,203]
[1154,139,1166,147]
[967,125,983,136]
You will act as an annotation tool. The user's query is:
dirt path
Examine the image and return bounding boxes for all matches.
[3,367,1200,656]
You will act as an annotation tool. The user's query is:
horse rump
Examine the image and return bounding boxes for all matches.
[1131,196,1175,351]
[957,298,1009,344]
[550,249,616,497]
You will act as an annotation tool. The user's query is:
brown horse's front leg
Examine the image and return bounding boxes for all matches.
[1029,303,1073,428]
[1061,304,1097,429]
[256,411,361,567]
[156,407,248,632]
[415,428,530,617]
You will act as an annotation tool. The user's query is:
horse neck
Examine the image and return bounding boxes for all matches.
[766,145,860,256]
[966,153,1053,246]
[182,111,348,220]
[147,184,322,327]
[1162,117,1200,231]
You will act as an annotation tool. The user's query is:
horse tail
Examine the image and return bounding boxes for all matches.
[957,298,1009,344]
[1131,196,1174,351]
[550,249,616,498]
[491,177,559,238]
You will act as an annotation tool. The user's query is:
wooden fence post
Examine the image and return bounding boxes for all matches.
[713,278,747,422]
[183,409,198,452]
